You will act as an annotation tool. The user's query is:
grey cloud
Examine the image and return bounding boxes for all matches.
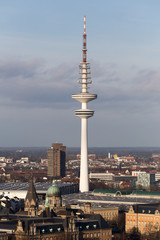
[0,59,77,109]
[0,58,160,115]
[90,60,119,83]
[93,65,160,115]
[0,59,43,79]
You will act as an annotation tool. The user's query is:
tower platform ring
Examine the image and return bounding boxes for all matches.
[72,93,97,103]
[75,109,94,118]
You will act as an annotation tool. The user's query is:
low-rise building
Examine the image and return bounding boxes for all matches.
[89,172,114,181]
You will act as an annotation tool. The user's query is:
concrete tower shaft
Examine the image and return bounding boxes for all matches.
[72,16,97,192]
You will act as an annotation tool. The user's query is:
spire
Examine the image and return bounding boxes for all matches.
[84,15,86,34]
[25,178,38,208]
[83,15,87,63]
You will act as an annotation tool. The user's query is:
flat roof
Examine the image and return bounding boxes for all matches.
[0,182,76,191]
[62,192,159,211]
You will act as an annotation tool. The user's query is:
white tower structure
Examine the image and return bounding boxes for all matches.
[72,16,97,192]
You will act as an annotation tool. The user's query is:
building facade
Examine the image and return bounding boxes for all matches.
[126,203,160,235]
[47,143,66,178]
[136,173,155,189]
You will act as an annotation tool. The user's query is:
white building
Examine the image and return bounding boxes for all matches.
[89,173,114,181]
[137,173,155,188]
[132,171,146,177]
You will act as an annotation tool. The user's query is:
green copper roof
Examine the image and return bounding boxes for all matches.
[132,190,160,196]
[47,180,60,197]
[93,189,160,196]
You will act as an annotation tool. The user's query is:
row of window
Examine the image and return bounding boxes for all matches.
[41,237,63,240]
[127,221,159,228]
[41,227,62,233]
[96,211,117,217]
[83,231,111,238]
[127,215,158,221]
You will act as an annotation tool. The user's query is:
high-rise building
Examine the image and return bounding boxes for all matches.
[72,16,97,192]
[47,143,66,178]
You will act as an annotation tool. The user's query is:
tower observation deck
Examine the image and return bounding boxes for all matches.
[72,16,97,192]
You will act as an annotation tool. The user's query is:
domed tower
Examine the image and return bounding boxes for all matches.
[45,180,62,210]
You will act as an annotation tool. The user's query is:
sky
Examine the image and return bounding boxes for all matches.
[0,0,160,147]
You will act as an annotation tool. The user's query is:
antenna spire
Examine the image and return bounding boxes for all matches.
[83,15,87,62]
[84,15,86,34]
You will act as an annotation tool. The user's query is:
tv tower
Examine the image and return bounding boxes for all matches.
[72,16,97,192]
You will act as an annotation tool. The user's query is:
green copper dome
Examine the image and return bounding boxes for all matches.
[47,180,60,197]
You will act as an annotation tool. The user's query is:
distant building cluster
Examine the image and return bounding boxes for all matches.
[0,180,112,240]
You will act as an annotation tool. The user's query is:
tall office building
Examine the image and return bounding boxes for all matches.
[72,16,97,192]
[47,143,66,178]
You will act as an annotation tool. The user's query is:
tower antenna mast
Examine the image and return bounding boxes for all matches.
[72,16,97,192]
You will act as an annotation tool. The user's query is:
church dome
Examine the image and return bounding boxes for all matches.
[47,180,60,197]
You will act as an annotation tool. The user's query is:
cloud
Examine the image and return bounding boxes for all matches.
[92,63,160,115]
[0,58,159,116]
[0,59,42,79]
[0,59,78,109]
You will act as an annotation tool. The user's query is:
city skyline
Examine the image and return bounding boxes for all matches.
[0,1,160,147]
